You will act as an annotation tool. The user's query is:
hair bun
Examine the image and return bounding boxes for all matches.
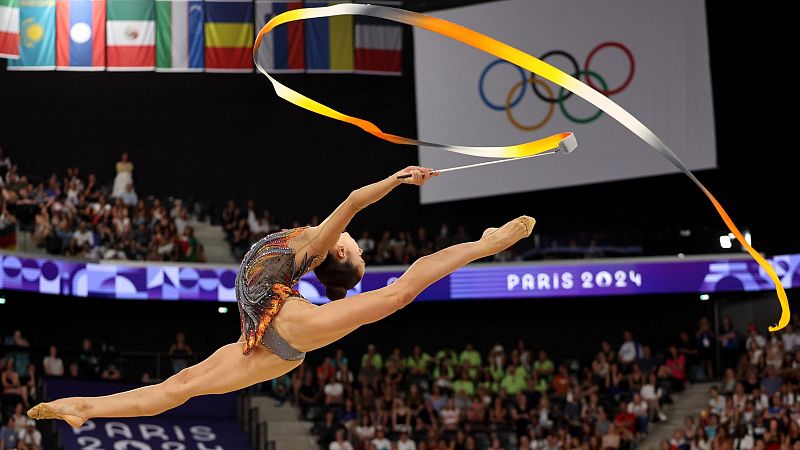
[326,285,348,301]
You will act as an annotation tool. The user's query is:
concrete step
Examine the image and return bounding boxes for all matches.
[266,420,314,438]
[638,382,715,450]
[188,219,237,264]
[270,436,319,450]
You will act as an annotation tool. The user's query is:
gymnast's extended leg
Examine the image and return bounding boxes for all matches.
[283,216,534,351]
[29,340,301,428]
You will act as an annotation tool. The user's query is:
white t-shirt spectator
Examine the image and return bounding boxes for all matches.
[73,229,94,247]
[372,437,391,450]
[324,381,344,401]
[641,384,661,401]
[397,438,417,450]
[43,355,64,376]
[440,408,460,429]
[627,400,648,417]
[782,331,798,352]
[618,341,641,364]
[354,425,374,441]
[709,395,725,415]
[747,333,767,350]
[330,441,354,450]
[18,427,42,448]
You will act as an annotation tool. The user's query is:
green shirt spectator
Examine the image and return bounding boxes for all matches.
[501,370,527,395]
[453,377,475,396]
[487,363,505,382]
[533,351,554,380]
[436,349,459,365]
[459,343,482,367]
[362,345,384,371]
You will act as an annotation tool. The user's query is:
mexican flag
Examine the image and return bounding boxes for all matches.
[106,0,154,70]
[0,0,20,59]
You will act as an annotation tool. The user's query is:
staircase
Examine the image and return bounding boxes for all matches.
[190,219,237,264]
[249,396,319,450]
[638,382,715,450]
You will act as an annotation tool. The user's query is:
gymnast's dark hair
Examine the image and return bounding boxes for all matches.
[313,252,361,300]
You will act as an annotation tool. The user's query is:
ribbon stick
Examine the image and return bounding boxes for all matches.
[253,4,790,331]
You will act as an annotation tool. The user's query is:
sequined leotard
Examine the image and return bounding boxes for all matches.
[236,227,320,358]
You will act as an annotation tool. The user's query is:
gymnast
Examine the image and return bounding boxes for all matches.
[28,166,535,428]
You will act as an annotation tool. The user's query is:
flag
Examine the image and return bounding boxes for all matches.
[155,0,203,71]
[7,0,55,70]
[354,0,401,75]
[106,0,155,70]
[56,0,105,70]
[254,0,302,73]
[0,0,19,59]
[204,0,253,72]
[304,0,352,73]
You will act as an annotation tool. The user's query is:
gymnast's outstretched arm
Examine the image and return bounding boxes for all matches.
[299,166,435,257]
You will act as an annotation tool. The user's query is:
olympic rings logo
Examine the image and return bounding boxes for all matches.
[478,42,635,131]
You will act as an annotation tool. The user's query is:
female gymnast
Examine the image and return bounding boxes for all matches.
[28,166,535,429]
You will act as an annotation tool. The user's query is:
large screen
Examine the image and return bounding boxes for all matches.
[413,0,716,203]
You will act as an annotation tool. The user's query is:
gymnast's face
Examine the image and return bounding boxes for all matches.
[337,232,366,278]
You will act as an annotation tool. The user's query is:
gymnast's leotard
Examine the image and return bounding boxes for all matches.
[235,227,319,359]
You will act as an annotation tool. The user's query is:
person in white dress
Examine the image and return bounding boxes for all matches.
[112,153,134,198]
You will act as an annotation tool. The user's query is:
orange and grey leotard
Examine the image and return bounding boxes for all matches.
[236,227,319,359]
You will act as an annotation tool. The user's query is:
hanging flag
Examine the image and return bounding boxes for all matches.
[254,0,302,73]
[155,0,203,71]
[354,0,401,75]
[304,0,352,73]
[0,0,20,59]
[56,0,105,70]
[106,0,155,70]
[204,0,253,72]
[7,0,55,70]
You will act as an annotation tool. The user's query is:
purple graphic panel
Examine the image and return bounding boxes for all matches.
[56,417,251,450]
[1,253,798,302]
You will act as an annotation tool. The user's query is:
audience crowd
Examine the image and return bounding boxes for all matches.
[663,321,800,450]
[0,147,205,262]
[260,316,733,450]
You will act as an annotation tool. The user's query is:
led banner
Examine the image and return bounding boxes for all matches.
[1,252,798,302]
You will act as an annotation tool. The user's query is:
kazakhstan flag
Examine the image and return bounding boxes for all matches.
[7,0,54,70]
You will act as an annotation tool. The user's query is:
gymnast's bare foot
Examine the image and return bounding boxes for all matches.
[480,216,535,254]
[28,400,87,429]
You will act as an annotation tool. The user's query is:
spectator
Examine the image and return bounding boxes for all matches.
[618,330,642,368]
[372,427,391,450]
[67,362,80,378]
[358,230,376,262]
[2,359,29,408]
[329,429,353,450]
[271,374,292,406]
[78,338,100,376]
[112,152,134,198]
[696,317,715,380]
[398,431,417,450]
[101,363,122,380]
[17,420,41,450]
[42,345,64,377]
[168,332,193,374]
[120,183,138,207]
[0,416,19,450]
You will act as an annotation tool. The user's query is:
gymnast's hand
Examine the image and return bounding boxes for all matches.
[394,166,438,186]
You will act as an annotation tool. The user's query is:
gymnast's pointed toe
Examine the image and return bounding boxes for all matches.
[27,403,57,420]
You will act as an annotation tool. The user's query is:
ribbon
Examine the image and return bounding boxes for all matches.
[253,3,790,331]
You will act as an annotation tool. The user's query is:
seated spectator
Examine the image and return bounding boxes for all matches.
[372,427,391,450]
[2,359,29,408]
[618,330,642,369]
[78,338,100,377]
[17,419,41,450]
[271,374,292,406]
[101,363,122,380]
[120,183,138,207]
[329,429,353,450]
[0,416,20,450]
